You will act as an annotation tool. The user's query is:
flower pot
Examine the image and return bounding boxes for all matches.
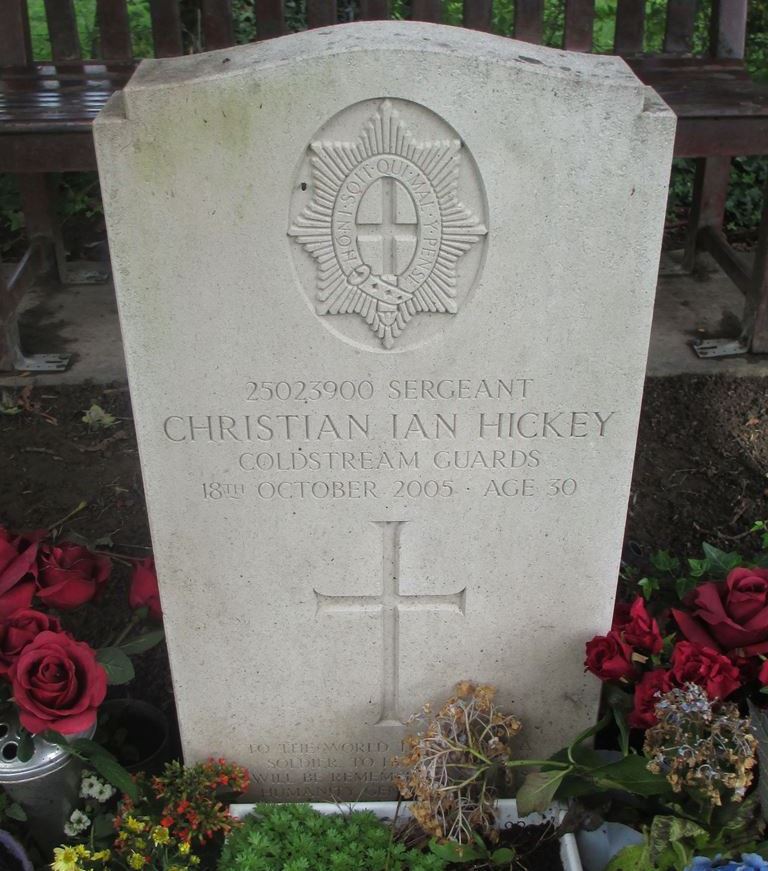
[96,699,170,774]
[0,707,93,853]
[230,799,583,870]
[576,822,644,871]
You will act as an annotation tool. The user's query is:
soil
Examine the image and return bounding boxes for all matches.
[1,376,768,750]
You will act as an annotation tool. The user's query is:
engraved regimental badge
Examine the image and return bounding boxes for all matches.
[289,100,487,349]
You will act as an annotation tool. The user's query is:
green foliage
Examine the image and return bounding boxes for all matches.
[633,539,755,607]
[428,833,515,866]
[2,0,768,243]
[218,804,448,871]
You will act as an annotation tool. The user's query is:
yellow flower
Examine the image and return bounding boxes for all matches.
[151,826,171,846]
[91,851,111,863]
[51,847,80,871]
[189,856,200,865]
[177,842,191,856]
[124,816,146,834]
[74,846,90,859]
[134,839,146,851]
[127,852,146,870]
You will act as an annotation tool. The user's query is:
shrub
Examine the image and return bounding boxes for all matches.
[217,804,447,871]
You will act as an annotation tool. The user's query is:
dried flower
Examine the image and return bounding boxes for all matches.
[395,681,521,843]
[644,683,757,806]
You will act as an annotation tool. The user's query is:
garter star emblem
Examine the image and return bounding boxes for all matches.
[289,100,487,349]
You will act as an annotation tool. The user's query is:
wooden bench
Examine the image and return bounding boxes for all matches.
[1,0,767,370]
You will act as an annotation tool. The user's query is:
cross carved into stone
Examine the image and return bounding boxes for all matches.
[356,177,418,275]
[314,521,466,727]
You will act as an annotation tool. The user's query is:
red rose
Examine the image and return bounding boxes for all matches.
[669,641,741,700]
[759,660,768,686]
[629,669,673,729]
[0,609,62,675]
[0,529,38,618]
[585,631,636,682]
[619,597,663,655]
[129,558,162,622]
[673,567,768,656]
[37,543,111,610]
[9,630,107,734]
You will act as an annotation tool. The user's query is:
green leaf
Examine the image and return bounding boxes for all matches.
[675,575,698,600]
[687,557,710,578]
[428,840,484,863]
[5,803,27,822]
[638,577,659,601]
[605,844,647,871]
[82,404,117,429]
[611,703,630,757]
[490,847,516,864]
[516,767,571,815]
[89,753,137,802]
[16,729,33,763]
[96,647,135,685]
[118,628,164,656]
[650,550,679,573]
[701,542,741,576]
[92,813,115,839]
[590,755,672,796]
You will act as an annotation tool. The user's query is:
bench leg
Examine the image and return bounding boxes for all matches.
[17,173,109,285]
[683,156,731,273]
[0,245,71,373]
[744,180,768,354]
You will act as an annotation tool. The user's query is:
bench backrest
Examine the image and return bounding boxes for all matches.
[0,0,749,68]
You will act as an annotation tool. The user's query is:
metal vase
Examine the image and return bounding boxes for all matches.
[0,707,93,853]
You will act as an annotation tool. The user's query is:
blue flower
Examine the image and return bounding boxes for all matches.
[685,857,768,871]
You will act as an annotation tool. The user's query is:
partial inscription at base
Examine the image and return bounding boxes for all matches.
[289,99,487,350]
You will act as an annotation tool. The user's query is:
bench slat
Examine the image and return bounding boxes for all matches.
[202,0,235,50]
[0,1,33,67]
[307,1,337,28]
[411,0,442,22]
[463,1,493,32]
[514,0,544,44]
[709,0,747,59]
[97,0,133,60]
[664,0,696,54]
[149,0,183,57]
[44,0,82,62]
[614,0,644,54]
[255,0,286,39]
[564,0,595,51]
[360,1,390,20]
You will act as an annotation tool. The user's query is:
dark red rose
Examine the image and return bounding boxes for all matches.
[0,529,38,618]
[585,631,636,683]
[129,558,162,622]
[611,600,632,629]
[37,543,111,610]
[9,630,107,734]
[619,597,663,655]
[759,660,768,687]
[0,609,62,675]
[629,668,673,729]
[669,641,741,700]
[673,567,768,656]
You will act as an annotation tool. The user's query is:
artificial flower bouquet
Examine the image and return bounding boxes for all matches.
[585,541,768,731]
[0,523,162,758]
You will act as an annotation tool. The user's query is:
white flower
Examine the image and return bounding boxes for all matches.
[64,809,91,836]
[94,782,115,803]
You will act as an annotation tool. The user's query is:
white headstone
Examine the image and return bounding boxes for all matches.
[95,21,674,801]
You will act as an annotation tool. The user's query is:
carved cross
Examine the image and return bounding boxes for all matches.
[314,521,466,726]
[356,176,418,275]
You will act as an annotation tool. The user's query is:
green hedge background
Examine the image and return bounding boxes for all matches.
[1,0,766,254]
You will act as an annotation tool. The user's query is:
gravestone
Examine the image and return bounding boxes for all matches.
[95,22,675,801]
